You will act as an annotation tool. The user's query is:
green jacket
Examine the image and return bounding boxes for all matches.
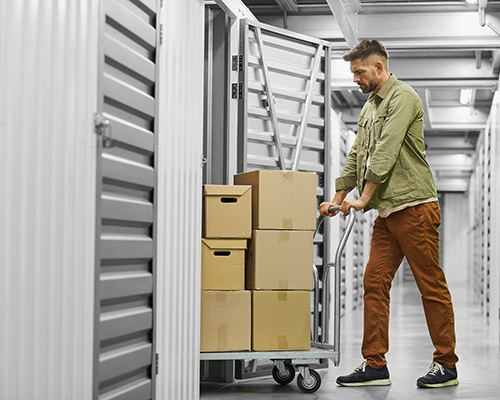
[335,74,437,211]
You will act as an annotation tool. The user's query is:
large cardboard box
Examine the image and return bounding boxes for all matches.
[201,291,251,352]
[233,170,316,231]
[247,230,313,290]
[203,185,252,239]
[252,291,311,351]
[202,239,246,290]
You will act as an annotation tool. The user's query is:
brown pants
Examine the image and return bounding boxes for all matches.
[362,201,459,369]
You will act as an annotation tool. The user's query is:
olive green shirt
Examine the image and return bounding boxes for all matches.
[335,74,437,211]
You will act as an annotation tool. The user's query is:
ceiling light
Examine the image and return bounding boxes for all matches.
[460,89,471,105]
[466,0,478,4]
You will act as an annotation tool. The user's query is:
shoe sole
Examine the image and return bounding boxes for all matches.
[417,379,459,388]
[337,378,392,387]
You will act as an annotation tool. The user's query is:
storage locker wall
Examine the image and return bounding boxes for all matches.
[469,88,500,341]
[0,1,99,399]
[155,1,205,400]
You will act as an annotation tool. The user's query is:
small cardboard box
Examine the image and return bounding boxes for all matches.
[252,291,311,351]
[247,230,313,290]
[233,170,316,231]
[203,185,252,238]
[202,239,246,290]
[201,291,251,352]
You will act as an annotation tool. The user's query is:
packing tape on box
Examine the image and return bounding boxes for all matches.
[279,280,289,289]
[277,335,288,350]
[278,231,290,243]
[217,323,228,350]
[216,292,227,303]
[281,219,293,229]
[278,292,287,301]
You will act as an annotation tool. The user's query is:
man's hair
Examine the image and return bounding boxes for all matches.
[343,40,389,65]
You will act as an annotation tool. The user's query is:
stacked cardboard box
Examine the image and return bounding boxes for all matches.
[200,185,252,352]
[234,170,316,351]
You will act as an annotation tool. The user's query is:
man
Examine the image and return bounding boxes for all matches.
[319,40,459,388]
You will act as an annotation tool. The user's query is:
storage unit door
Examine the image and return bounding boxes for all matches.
[237,20,332,301]
[94,1,159,399]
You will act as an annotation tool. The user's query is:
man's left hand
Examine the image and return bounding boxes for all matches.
[340,198,367,215]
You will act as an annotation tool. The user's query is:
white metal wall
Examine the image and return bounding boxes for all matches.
[469,87,500,342]
[156,1,205,399]
[0,1,98,399]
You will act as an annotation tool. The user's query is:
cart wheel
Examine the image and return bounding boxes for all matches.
[297,369,321,394]
[272,363,295,385]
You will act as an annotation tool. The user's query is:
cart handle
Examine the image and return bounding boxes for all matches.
[319,207,357,362]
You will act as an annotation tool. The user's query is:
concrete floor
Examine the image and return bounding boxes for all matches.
[200,279,500,400]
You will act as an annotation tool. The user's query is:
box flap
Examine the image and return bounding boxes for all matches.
[204,185,251,197]
[202,238,247,250]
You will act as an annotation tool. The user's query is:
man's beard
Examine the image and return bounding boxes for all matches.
[359,75,378,94]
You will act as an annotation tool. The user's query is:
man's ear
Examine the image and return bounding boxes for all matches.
[375,61,384,75]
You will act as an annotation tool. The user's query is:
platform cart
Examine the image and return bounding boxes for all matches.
[200,207,357,394]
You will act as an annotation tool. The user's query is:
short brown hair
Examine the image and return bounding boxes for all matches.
[343,40,389,64]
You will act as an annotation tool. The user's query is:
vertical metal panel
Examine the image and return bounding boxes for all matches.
[155,1,205,400]
[94,1,159,399]
[0,1,98,399]
[489,92,500,341]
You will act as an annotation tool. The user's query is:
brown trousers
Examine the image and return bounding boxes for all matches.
[362,201,459,369]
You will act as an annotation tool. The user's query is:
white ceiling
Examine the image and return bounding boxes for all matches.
[238,0,500,192]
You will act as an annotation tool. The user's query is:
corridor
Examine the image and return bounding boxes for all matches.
[200,279,500,400]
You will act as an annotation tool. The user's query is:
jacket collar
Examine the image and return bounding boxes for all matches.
[368,73,397,103]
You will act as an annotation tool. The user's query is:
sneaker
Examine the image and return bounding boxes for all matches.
[336,361,392,387]
[417,362,459,388]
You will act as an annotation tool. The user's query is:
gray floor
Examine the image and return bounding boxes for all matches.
[200,279,500,399]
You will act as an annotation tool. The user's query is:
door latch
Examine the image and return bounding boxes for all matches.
[94,113,114,148]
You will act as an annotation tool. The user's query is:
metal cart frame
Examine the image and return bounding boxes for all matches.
[200,208,357,394]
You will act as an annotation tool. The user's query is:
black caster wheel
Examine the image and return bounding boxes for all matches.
[297,369,321,393]
[272,363,295,385]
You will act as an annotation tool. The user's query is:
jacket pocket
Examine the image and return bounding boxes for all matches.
[377,157,414,199]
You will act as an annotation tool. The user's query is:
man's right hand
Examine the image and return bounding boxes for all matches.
[319,202,340,217]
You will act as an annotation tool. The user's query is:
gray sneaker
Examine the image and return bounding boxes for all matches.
[417,362,459,388]
[336,361,392,387]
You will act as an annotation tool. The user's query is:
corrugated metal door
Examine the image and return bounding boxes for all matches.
[94,1,159,399]
[237,20,332,290]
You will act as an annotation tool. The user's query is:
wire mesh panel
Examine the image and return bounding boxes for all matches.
[94,1,159,399]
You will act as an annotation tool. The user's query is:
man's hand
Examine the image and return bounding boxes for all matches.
[319,202,340,217]
[339,198,368,215]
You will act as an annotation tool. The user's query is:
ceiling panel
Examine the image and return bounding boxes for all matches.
[238,0,500,191]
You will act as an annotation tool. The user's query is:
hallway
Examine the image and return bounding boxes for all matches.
[200,278,500,399]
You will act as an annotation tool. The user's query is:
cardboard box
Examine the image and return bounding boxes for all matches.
[247,230,313,290]
[252,291,311,351]
[200,291,251,352]
[233,170,316,231]
[202,239,246,290]
[203,185,252,239]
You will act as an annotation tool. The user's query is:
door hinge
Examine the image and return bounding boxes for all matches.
[232,55,243,71]
[94,113,114,148]
[159,24,163,45]
[231,83,243,99]
[156,353,159,375]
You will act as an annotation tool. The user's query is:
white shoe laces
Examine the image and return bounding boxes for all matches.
[354,361,367,373]
[427,362,445,376]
